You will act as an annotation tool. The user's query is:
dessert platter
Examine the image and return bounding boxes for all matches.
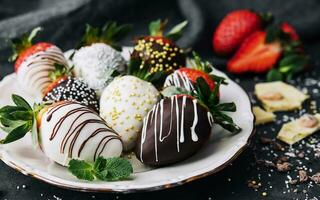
[0,20,254,192]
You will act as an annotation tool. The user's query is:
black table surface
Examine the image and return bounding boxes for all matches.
[1,0,320,199]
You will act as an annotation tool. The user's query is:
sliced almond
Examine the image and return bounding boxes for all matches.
[298,114,318,128]
[260,92,284,101]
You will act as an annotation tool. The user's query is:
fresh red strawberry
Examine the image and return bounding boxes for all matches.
[213,9,262,55]
[227,31,282,73]
[177,68,216,91]
[281,22,299,41]
[14,42,53,71]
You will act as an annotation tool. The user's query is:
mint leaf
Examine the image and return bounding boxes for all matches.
[93,156,107,172]
[68,157,133,182]
[0,122,32,144]
[12,94,32,110]
[68,159,95,181]
[95,157,133,181]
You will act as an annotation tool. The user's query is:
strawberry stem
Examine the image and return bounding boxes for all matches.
[9,27,42,62]
[78,22,132,50]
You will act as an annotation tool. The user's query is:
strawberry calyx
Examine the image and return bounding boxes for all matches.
[78,21,132,51]
[49,63,71,82]
[148,19,188,41]
[127,58,167,89]
[9,27,43,64]
[0,94,45,146]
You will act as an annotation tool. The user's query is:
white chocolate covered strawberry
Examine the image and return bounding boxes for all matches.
[10,27,69,97]
[72,22,131,95]
[0,95,122,166]
[100,75,160,151]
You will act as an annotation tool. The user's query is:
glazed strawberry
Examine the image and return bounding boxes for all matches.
[227,31,282,73]
[131,19,187,74]
[213,9,262,55]
[9,27,69,97]
[281,22,299,41]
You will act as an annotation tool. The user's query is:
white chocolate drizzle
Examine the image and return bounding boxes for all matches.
[140,96,214,163]
[164,71,195,92]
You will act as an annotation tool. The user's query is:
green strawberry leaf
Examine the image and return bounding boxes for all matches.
[149,19,164,36]
[0,118,27,133]
[78,22,131,49]
[265,24,289,43]
[9,27,42,62]
[68,159,95,181]
[161,86,189,97]
[267,69,283,82]
[49,63,69,81]
[190,51,213,73]
[166,20,188,41]
[210,74,228,85]
[279,54,308,74]
[0,122,32,144]
[215,103,236,112]
[0,105,28,115]
[12,94,32,110]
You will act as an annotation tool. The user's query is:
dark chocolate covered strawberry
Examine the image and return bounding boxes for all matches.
[43,75,99,112]
[135,95,212,166]
[131,19,187,74]
[136,76,241,166]
[9,27,69,97]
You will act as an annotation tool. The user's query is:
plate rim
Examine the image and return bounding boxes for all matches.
[0,69,255,193]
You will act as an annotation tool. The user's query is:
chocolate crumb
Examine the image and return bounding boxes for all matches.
[310,172,320,183]
[288,179,298,185]
[297,152,305,158]
[299,170,308,182]
[273,141,284,151]
[276,162,291,172]
[260,137,273,144]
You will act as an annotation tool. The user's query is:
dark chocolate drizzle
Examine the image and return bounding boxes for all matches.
[46,101,120,161]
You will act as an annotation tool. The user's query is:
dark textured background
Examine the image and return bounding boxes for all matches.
[1,0,320,199]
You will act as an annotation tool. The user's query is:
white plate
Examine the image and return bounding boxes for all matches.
[0,48,255,193]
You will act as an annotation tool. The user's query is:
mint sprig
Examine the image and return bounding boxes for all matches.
[68,157,133,181]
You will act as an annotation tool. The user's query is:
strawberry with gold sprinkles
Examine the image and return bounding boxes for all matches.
[131,19,188,74]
